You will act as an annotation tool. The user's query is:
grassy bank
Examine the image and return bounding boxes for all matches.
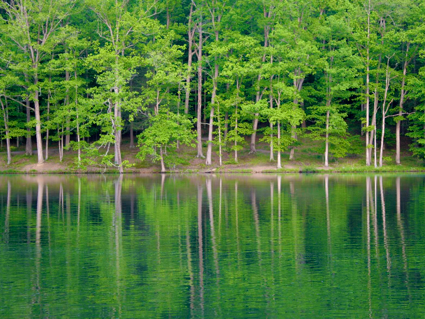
[0,137,424,174]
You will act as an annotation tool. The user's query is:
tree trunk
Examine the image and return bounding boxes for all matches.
[26,97,32,156]
[45,86,51,161]
[379,111,386,168]
[218,102,222,166]
[370,88,379,168]
[269,73,274,161]
[289,72,304,161]
[33,89,44,164]
[379,59,392,167]
[250,12,270,154]
[0,98,11,165]
[365,1,371,166]
[75,76,81,166]
[59,127,64,163]
[196,22,204,158]
[114,105,123,173]
[234,81,239,163]
[325,110,330,168]
[206,62,218,165]
[65,69,71,148]
[277,121,281,169]
[114,53,123,173]
[185,4,195,114]
[234,109,238,163]
[396,43,409,165]
[160,146,166,173]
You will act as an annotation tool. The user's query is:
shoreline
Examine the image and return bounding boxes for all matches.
[1,166,425,175]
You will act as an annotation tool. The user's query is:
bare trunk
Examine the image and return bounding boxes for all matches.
[396,44,409,165]
[289,123,297,160]
[276,93,282,169]
[0,98,11,165]
[114,55,123,174]
[395,112,401,165]
[177,85,181,149]
[234,81,240,163]
[45,86,51,161]
[325,69,332,168]
[59,126,64,162]
[206,61,218,165]
[365,2,371,166]
[75,76,81,166]
[218,102,222,166]
[114,111,123,173]
[250,117,259,153]
[250,13,270,153]
[160,146,166,173]
[5,133,11,165]
[379,110,386,168]
[325,110,330,168]
[185,4,195,114]
[370,88,379,168]
[33,89,44,164]
[289,73,304,160]
[277,121,281,169]
[234,108,238,163]
[65,69,71,148]
[379,59,392,167]
[196,22,204,158]
[269,72,274,161]
[25,97,32,155]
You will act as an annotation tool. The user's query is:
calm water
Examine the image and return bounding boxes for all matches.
[0,174,425,318]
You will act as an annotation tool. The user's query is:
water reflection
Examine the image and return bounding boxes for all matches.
[0,174,424,318]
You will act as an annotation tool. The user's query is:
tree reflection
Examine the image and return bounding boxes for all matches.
[379,176,392,287]
[366,176,373,318]
[396,177,411,301]
[3,180,11,244]
[114,175,123,316]
[0,174,423,318]
[197,183,204,317]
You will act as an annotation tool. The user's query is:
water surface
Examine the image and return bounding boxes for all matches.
[0,174,425,318]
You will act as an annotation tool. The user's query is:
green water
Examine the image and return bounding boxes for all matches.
[0,174,425,318]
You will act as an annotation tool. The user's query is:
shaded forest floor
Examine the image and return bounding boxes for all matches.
[0,135,424,174]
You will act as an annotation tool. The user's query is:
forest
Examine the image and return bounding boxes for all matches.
[0,0,424,173]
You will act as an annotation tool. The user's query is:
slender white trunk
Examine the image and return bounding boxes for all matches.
[250,13,270,153]
[277,121,281,169]
[0,98,11,165]
[325,110,330,168]
[396,44,409,165]
[365,1,371,166]
[269,71,274,161]
[45,84,51,161]
[75,74,81,166]
[206,54,219,165]
[65,68,71,148]
[379,60,392,167]
[196,21,204,158]
[160,146,166,173]
[185,4,195,114]
[114,56,123,174]
[25,74,32,156]
[34,89,44,164]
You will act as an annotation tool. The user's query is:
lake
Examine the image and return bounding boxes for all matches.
[0,174,424,318]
